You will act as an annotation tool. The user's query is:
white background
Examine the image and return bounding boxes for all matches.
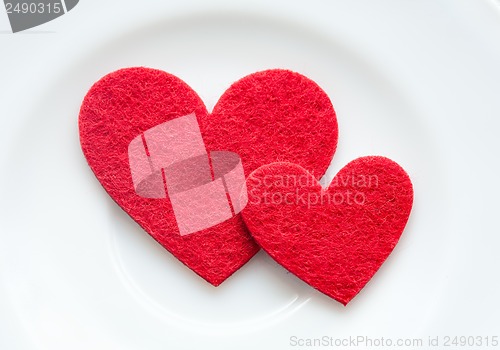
[1,1,500,349]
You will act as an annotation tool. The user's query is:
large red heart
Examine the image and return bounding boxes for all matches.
[79,67,338,285]
[241,157,413,304]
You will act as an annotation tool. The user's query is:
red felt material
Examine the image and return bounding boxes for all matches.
[242,157,413,304]
[79,67,338,286]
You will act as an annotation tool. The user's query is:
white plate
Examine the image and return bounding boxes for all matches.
[1,1,500,349]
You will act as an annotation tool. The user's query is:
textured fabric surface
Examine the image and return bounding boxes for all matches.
[242,157,413,304]
[79,67,338,285]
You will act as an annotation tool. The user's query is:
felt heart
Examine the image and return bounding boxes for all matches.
[79,67,338,285]
[241,157,413,304]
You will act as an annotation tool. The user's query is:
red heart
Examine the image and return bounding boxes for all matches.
[79,67,338,285]
[241,157,413,304]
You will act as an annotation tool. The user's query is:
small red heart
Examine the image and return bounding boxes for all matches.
[242,157,413,304]
[79,67,338,285]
